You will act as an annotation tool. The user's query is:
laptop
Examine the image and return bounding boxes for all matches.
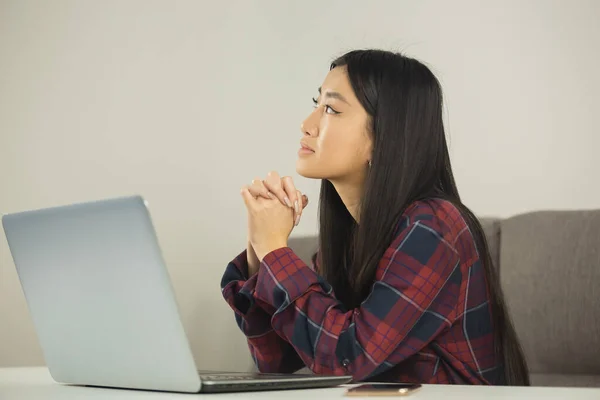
[1,195,352,393]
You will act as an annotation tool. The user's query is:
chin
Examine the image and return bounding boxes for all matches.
[296,159,324,179]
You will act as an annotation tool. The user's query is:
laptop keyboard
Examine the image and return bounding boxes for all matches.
[199,373,311,381]
[201,375,256,381]
[197,371,352,393]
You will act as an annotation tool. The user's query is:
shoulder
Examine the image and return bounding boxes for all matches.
[391,198,468,252]
[376,199,469,289]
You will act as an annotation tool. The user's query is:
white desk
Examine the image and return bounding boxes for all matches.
[2,367,600,399]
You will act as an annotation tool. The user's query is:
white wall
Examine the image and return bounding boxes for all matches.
[1,0,599,368]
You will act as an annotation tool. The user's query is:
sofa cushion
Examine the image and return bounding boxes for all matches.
[499,210,600,376]
[479,217,501,273]
[530,373,600,388]
[287,236,318,266]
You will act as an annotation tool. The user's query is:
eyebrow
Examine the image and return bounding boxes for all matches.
[318,87,350,105]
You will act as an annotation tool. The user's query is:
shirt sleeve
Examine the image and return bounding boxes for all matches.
[221,250,305,373]
[253,216,463,381]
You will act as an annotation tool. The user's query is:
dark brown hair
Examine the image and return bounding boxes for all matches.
[317,49,530,386]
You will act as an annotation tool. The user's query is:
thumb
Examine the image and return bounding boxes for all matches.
[301,194,309,209]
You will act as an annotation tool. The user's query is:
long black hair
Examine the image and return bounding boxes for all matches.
[316,49,529,386]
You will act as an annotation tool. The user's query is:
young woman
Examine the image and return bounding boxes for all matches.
[221,49,529,386]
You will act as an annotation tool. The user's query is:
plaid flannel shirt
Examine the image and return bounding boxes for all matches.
[221,199,503,384]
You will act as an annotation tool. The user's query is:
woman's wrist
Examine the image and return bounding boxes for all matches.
[255,241,288,263]
[247,240,260,277]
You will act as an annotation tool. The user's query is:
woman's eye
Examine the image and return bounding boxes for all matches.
[312,97,338,114]
[325,105,339,115]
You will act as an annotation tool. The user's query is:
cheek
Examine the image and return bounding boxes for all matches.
[317,123,369,166]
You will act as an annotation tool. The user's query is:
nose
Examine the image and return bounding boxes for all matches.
[300,109,319,137]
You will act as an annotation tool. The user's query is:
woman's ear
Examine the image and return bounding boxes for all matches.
[364,135,374,167]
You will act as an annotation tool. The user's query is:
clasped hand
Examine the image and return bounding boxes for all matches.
[241,171,308,262]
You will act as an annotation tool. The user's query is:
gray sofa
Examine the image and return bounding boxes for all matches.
[288,209,600,387]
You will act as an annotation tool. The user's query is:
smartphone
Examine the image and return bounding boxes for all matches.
[345,383,422,397]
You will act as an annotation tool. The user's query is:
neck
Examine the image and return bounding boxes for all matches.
[330,177,365,223]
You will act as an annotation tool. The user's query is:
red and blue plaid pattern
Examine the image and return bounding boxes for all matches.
[221,199,503,384]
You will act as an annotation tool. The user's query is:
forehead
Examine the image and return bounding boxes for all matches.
[321,66,354,96]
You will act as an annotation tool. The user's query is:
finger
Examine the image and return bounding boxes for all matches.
[265,170,281,188]
[249,178,273,200]
[240,186,256,209]
[264,171,291,208]
[294,190,303,226]
[282,176,299,215]
[301,194,309,209]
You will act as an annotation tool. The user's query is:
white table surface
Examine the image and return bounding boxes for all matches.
[2,367,600,399]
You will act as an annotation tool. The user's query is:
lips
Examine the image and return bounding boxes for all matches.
[300,142,315,152]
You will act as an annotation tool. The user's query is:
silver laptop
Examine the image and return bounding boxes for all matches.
[1,195,352,393]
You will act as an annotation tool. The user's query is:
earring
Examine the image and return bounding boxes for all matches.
[368,160,372,167]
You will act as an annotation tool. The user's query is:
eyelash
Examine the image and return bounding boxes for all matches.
[312,97,339,115]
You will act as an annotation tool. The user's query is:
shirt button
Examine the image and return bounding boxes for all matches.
[342,359,350,368]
